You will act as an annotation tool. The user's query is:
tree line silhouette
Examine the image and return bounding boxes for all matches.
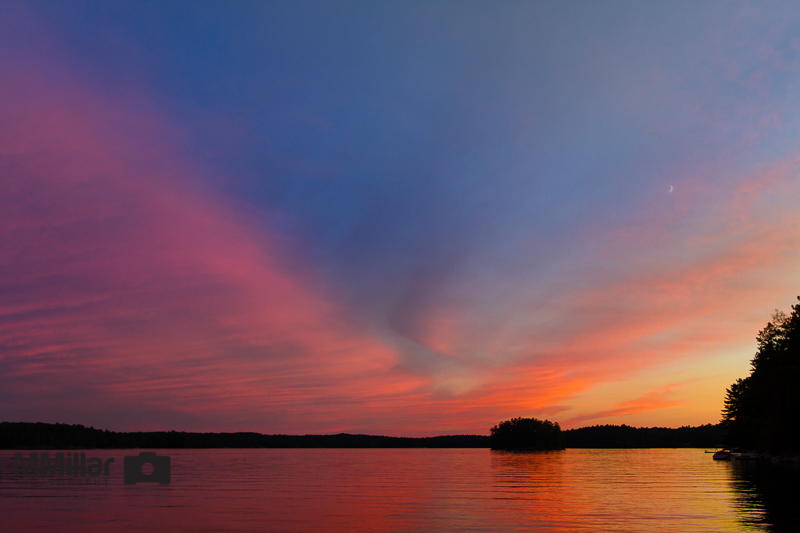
[1,421,724,449]
[722,296,800,454]
[0,423,488,449]
[566,423,723,448]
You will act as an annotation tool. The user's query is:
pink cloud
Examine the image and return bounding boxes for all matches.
[0,58,429,433]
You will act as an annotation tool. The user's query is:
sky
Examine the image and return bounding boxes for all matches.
[2,1,800,435]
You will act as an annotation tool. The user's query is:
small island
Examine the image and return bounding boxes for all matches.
[489,417,565,451]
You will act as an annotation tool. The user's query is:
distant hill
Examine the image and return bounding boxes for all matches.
[1,422,723,449]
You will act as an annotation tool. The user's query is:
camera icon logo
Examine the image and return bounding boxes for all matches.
[123,452,171,485]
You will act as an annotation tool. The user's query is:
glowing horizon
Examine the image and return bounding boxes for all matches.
[2,1,800,436]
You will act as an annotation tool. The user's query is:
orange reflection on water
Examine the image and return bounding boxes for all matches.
[0,449,777,532]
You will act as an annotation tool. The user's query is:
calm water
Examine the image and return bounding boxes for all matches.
[0,448,796,532]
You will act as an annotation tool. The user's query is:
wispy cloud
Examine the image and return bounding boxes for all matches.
[564,384,685,426]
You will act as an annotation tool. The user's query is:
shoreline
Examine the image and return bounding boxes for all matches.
[2,421,725,450]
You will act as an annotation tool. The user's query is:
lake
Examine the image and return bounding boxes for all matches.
[1,448,796,532]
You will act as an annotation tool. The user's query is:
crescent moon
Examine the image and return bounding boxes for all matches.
[668,185,674,193]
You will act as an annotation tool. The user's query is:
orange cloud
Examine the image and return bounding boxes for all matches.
[563,384,685,426]
[381,155,800,434]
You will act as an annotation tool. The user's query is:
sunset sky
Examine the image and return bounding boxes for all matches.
[2,1,799,435]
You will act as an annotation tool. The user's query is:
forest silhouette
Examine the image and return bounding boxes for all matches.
[0,422,724,449]
[722,296,800,454]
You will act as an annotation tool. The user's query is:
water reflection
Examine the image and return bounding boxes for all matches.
[1,449,795,532]
[730,459,800,532]
[492,448,749,532]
